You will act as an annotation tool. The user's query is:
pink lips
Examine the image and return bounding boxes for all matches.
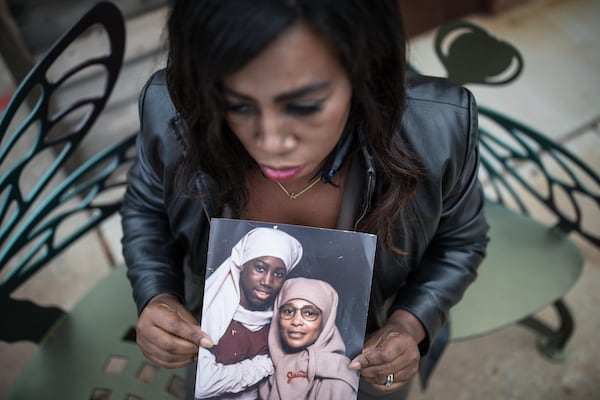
[287,331,305,339]
[255,289,272,300]
[260,164,304,182]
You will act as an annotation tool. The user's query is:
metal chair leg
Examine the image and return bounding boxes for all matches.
[518,299,574,362]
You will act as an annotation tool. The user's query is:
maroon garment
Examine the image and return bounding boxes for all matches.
[209,320,269,365]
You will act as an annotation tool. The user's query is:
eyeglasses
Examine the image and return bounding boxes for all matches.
[279,304,321,321]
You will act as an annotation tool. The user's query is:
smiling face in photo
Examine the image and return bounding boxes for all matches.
[238,256,287,310]
[278,298,323,350]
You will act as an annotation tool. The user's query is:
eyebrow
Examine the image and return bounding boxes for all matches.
[253,259,285,270]
[223,81,331,103]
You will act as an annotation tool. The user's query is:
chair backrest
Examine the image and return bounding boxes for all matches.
[477,106,600,247]
[0,1,136,342]
[435,20,523,86]
[433,20,600,247]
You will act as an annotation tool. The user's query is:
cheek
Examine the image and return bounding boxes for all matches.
[226,116,254,142]
[310,321,323,338]
[271,278,285,292]
[327,85,352,124]
[315,97,351,142]
[241,271,258,287]
[331,98,351,125]
[279,319,289,334]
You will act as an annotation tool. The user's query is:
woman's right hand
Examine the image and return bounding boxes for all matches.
[135,293,214,369]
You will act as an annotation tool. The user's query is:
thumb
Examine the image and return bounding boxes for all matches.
[157,300,213,348]
[349,350,374,371]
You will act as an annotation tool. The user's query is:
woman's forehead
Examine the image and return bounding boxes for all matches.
[222,22,347,98]
[246,255,285,267]
[282,298,318,308]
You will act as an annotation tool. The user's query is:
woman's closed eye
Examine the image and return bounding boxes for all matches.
[225,101,255,114]
[225,99,325,118]
[285,100,324,116]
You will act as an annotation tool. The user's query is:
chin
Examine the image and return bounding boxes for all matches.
[282,342,305,353]
[249,300,270,311]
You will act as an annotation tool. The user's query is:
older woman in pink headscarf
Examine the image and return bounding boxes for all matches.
[195,227,303,400]
[259,277,358,400]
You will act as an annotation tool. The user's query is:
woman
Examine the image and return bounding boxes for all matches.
[259,277,358,400]
[120,0,489,399]
[196,227,303,399]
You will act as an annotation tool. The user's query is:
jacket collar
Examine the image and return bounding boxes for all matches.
[336,146,376,231]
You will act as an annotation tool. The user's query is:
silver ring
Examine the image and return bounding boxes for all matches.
[384,373,394,387]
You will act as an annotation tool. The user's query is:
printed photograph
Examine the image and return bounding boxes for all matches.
[195,218,377,400]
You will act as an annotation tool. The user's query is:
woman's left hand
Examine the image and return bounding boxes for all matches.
[349,309,425,392]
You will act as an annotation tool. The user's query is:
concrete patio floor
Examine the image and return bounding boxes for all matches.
[408,1,600,398]
[1,0,598,399]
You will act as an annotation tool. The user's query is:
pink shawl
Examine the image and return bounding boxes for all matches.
[259,277,359,399]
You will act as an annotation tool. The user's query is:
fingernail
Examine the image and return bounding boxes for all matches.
[348,361,361,370]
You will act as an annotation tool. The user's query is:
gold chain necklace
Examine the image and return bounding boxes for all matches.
[274,179,321,200]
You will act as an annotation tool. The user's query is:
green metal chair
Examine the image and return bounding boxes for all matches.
[434,20,523,86]
[435,21,600,360]
[0,2,185,398]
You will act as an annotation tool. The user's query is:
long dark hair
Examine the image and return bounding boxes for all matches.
[166,0,422,248]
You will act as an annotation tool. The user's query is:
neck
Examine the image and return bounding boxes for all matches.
[241,159,350,228]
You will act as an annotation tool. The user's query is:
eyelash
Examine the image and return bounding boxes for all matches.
[225,103,254,114]
[253,264,285,278]
[286,103,323,116]
[225,101,324,117]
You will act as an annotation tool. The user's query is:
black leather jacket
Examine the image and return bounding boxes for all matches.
[121,69,489,360]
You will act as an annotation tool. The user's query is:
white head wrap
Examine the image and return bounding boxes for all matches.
[201,227,303,343]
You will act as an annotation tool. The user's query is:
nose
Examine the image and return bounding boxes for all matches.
[291,311,303,325]
[261,272,274,287]
[256,111,294,154]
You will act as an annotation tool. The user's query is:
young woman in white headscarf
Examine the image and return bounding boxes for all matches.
[195,227,303,399]
[259,277,358,400]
